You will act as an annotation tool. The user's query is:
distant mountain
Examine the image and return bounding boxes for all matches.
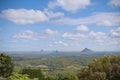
[81,48,93,53]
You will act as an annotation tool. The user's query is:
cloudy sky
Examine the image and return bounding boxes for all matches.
[0,0,120,51]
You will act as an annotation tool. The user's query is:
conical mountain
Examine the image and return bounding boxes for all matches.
[81,48,93,53]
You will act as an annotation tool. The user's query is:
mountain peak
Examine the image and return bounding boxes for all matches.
[81,48,93,53]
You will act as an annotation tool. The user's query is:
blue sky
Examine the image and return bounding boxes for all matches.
[0,0,120,51]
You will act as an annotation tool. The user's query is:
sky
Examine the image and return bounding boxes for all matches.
[0,0,120,51]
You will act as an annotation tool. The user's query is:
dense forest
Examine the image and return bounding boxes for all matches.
[0,52,120,80]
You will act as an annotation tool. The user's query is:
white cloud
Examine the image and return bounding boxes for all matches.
[109,39,120,45]
[89,31,107,40]
[110,27,120,38]
[62,32,86,40]
[0,9,65,25]
[76,25,89,32]
[96,20,113,27]
[44,9,64,19]
[109,27,120,45]
[109,0,120,7]
[13,29,59,40]
[53,12,120,27]
[89,31,107,45]
[48,0,91,12]
[48,1,58,9]
[0,9,48,25]
[13,30,45,40]
[45,29,58,36]
[54,41,68,46]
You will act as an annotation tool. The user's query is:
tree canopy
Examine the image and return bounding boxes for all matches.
[0,53,14,78]
[78,56,120,80]
[21,68,44,80]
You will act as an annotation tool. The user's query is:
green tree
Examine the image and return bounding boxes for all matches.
[0,53,14,78]
[2,73,38,80]
[78,56,120,80]
[45,76,57,80]
[21,68,44,80]
[60,74,78,80]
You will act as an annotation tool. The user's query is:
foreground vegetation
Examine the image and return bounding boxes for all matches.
[78,56,120,80]
[0,53,120,80]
